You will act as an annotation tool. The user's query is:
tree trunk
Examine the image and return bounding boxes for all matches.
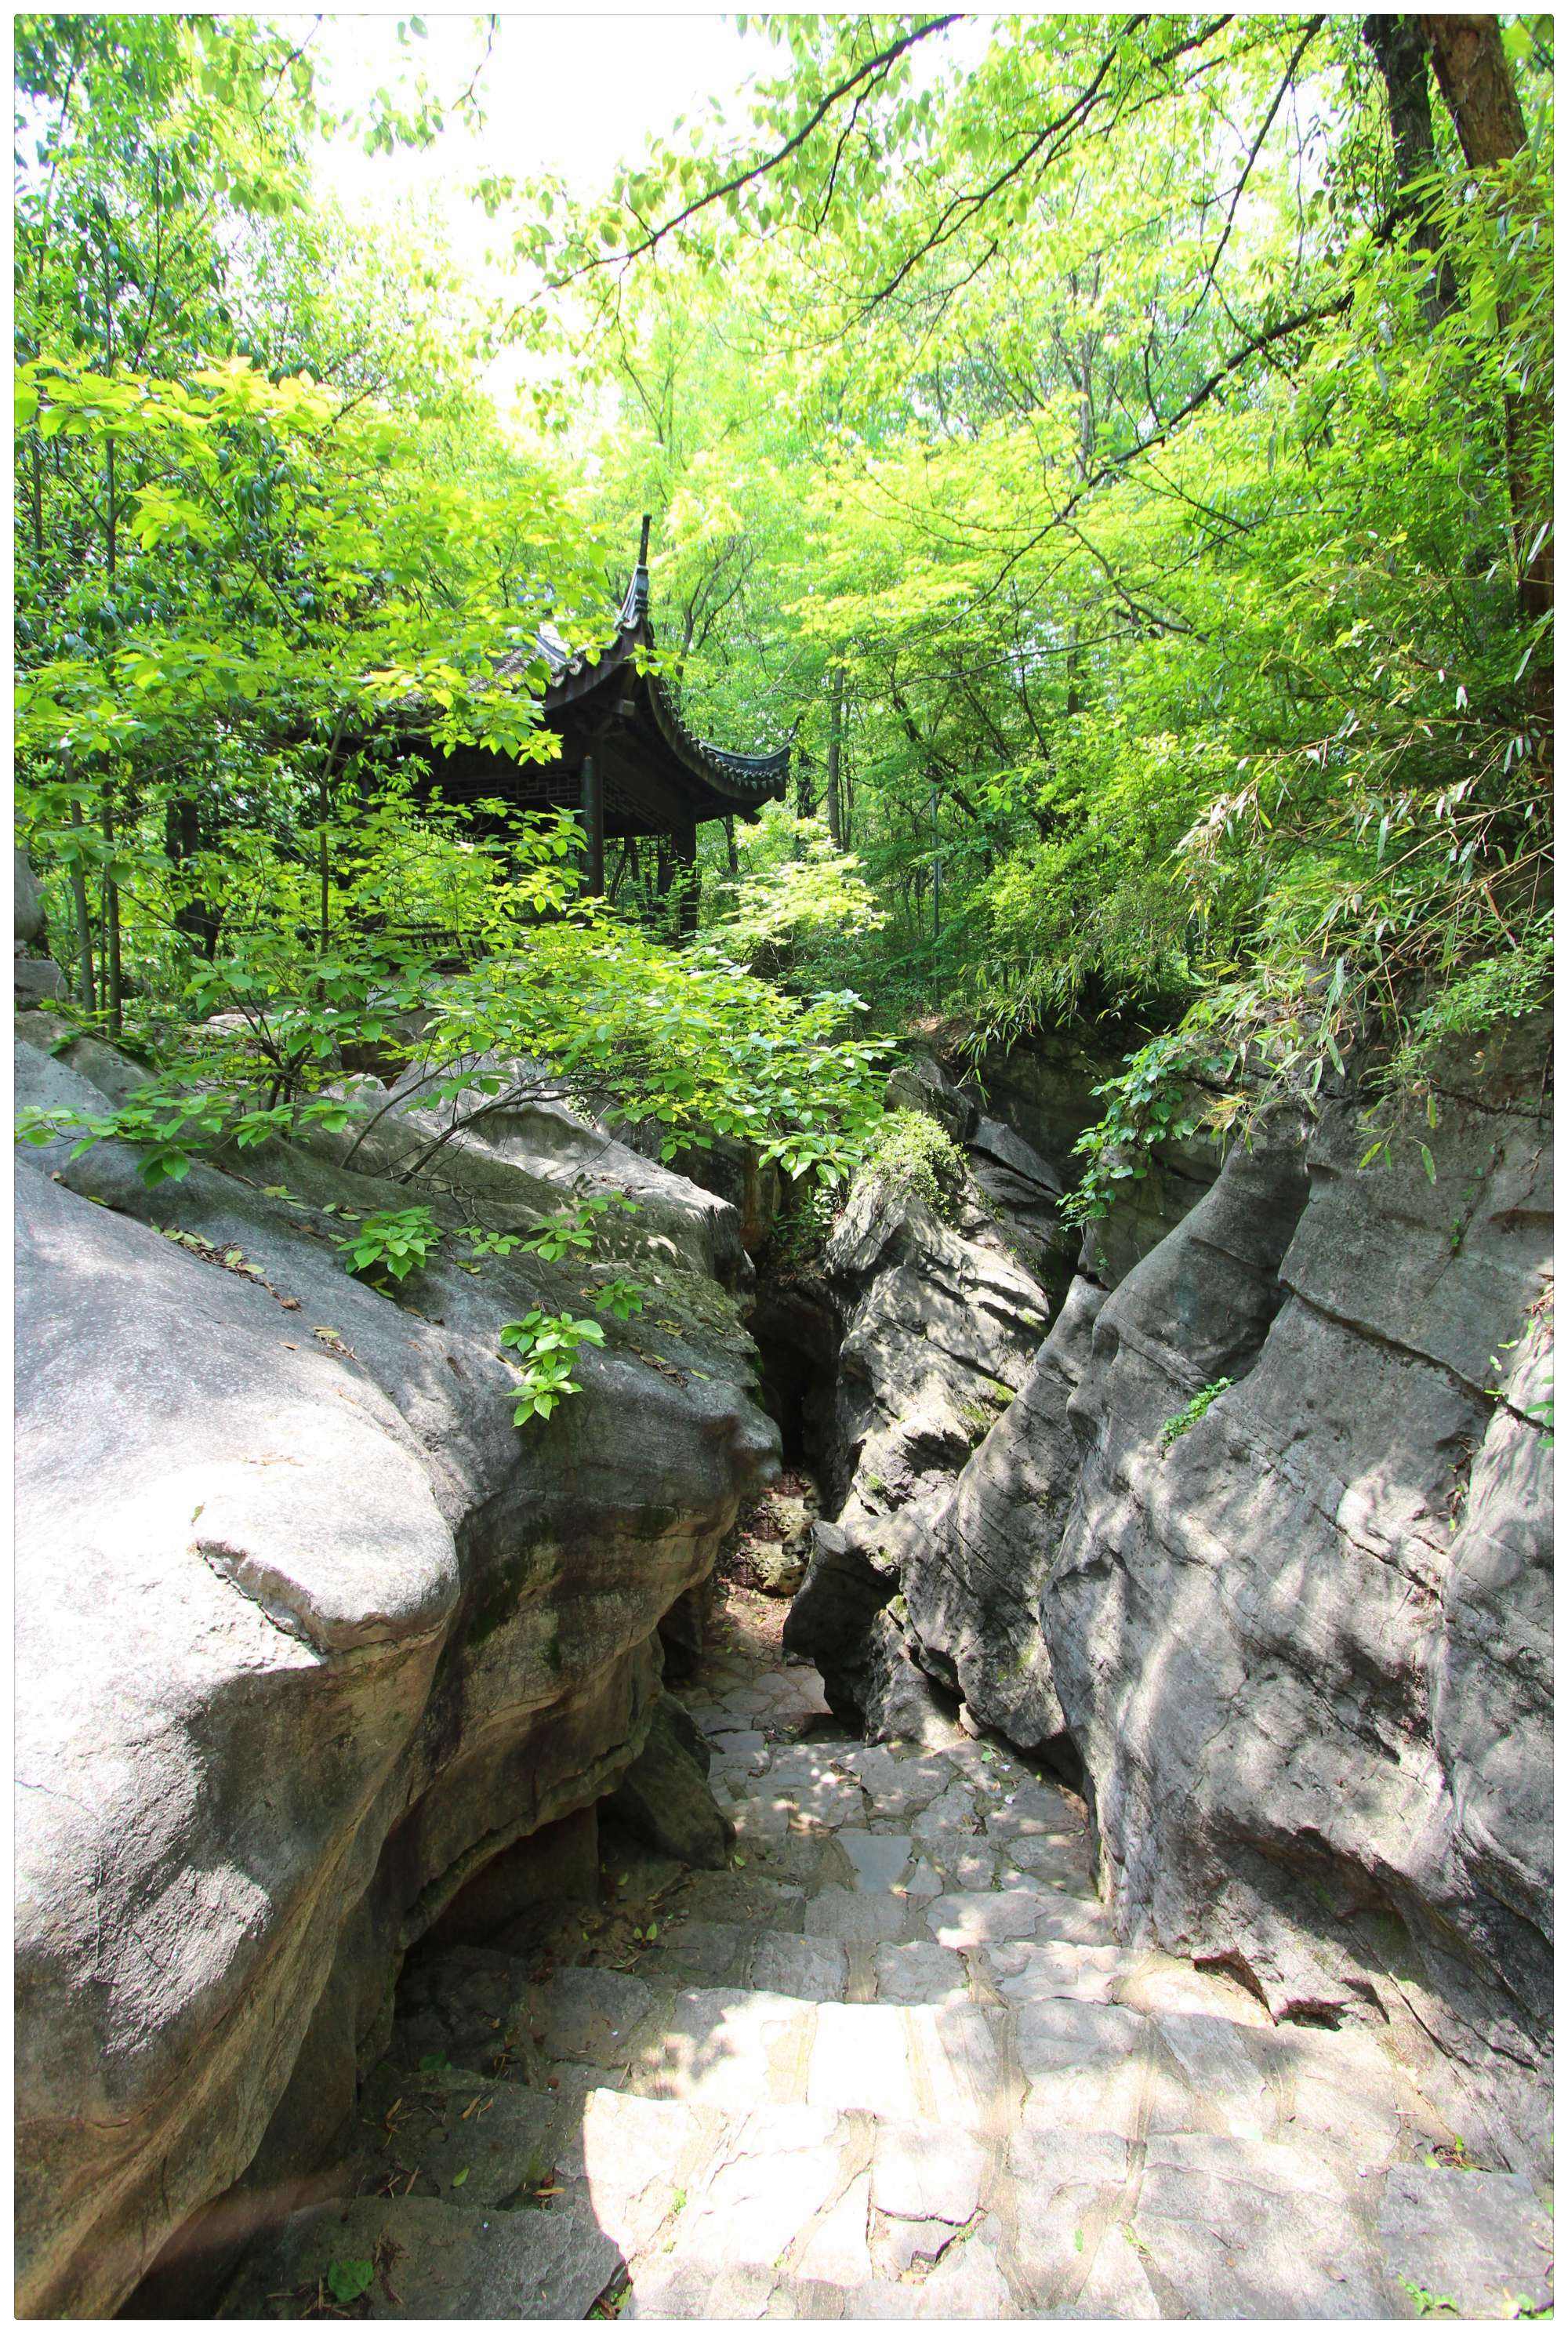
[825,670,844,848]
[167,796,218,956]
[794,744,816,822]
[318,764,331,959]
[100,788,123,1037]
[724,815,739,877]
[67,798,95,1015]
[1419,13,1550,623]
[1419,13,1526,165]
[1363,13,1457,320]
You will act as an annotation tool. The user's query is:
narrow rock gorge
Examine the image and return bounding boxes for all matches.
[13,993,1553,2319]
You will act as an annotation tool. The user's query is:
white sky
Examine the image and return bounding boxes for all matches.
[303,14,762,250]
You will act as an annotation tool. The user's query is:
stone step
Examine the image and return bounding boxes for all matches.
[517,1969,1016,2130]
[223,2078,1556,2328]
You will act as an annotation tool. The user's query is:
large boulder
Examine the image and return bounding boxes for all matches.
[813,1018,1553,2173]
[15,847,45,949]
[13,956,64,1010]
[13,1040,779,2317]
[330,1052,752,1289]
[605,1688,735,1867]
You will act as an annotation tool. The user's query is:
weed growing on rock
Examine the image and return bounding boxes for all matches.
[325,2258,374,2307]
[1398,2274,1459,2317]
[1061,1033,1216,1225]
[500,1310,606,1424]
[337,1203,443,1285]
[855,1108,967,1219]
[1160,1378,1233,1451]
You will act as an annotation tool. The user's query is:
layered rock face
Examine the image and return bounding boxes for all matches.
[783,1172,1051,1730]
[789,1021,1553,2176]
[14,1039,777,2318]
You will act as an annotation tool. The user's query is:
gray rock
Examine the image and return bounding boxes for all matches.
[216,2195,621,2318]
[16,845,45,948]
[752,1540,808,1597]
[14,954,64,1007]
[804,1015,1553,2173]
[1379,2162,1554,2318]
[884,1049,979,1141]
[608,1691,735,1869]
[785,1178,1049,1722]
[332,1052,753,1289]
[60,1030,153,1104]
[14,1047,779,2317]
[746,1934,848,2004]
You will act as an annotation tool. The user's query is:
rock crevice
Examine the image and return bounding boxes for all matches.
[786,1022,1553,2176]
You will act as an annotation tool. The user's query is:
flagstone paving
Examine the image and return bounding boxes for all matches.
[220,1588,1554,2320]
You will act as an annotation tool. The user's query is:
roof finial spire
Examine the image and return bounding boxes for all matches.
[637,512,652,569]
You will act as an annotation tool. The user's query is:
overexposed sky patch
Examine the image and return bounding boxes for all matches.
[289,13,767,409]
[305,15,761,251]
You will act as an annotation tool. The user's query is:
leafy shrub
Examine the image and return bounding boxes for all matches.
[1061,1034,1217,1226]
[590,1274,647,1322]
[456,1225,526,1261]
[1384,919,1554,1093]
[337,1204,443,1284]
[499,1309,605,1424]
[855,1108,967,1218]
[760,1178,840,1277]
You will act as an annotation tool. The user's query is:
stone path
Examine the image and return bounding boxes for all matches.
[222,1591,1553,2321]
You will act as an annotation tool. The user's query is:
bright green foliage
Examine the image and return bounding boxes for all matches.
[500,1310,607,1425]
[499,11,1552,1153]
[337,1205,443,1286]
[1396,2277,1460,2319]
[1160,1381,1236,1453]
[717,819,887,989]
[521,1195,639,1262]
[11,14,1555,1436]
[591,1276,648,1323]
[1060,1037,1218,1226]
[760,1181,840,1280]
[855,1110,968,1221]
[456,1227,526,1263]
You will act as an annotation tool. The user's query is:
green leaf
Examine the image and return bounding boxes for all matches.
[327,2260,375,2306]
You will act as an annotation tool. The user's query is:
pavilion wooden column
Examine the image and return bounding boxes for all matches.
[671,816,699,938]
[579,750,605,897]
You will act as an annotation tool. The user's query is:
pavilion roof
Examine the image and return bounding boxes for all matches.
[510,543,790,811]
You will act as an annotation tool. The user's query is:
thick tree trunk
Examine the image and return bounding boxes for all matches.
[1419,13,1526,166]
[1418,13,1550,625]
[1363,14,1456,320]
